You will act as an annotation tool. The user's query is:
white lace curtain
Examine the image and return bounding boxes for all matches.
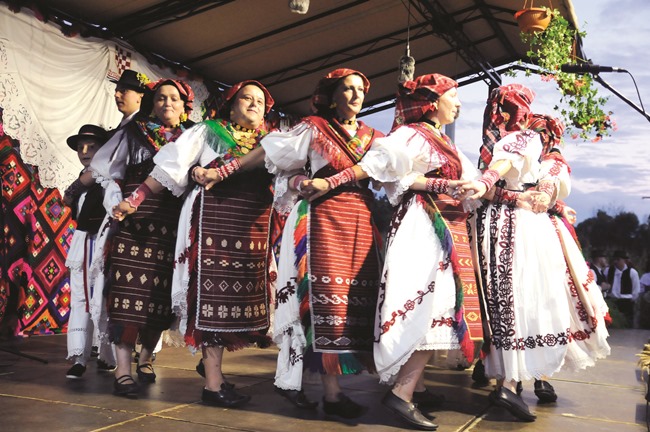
[0,6,209,191]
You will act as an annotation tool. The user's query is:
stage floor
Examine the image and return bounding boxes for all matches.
[0,328,647,432]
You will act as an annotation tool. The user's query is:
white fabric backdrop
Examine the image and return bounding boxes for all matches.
[0,6,209,192]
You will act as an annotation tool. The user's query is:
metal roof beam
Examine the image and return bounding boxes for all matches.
[281,34,497,108]
[182,0,370,65]
[259,22,432,87]
[107,1,234,38]
[412,0,502,87]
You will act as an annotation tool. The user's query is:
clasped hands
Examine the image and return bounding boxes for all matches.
[445,180,553,214]
[192,166,221,190]
[112,200,136,221]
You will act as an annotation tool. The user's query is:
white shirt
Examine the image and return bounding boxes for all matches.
[606,265,641,300]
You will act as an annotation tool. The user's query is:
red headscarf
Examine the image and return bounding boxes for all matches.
[146,78,195,114]
[479,83,536,170]
[392,73,458,129]
[311,68,370,115]
[528,113,565,153]
[220,80,275,116]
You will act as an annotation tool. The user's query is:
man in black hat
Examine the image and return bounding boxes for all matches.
[110,69,149,128]
[62,70,150,207]
[64,124,117,378]
[589,250,611,295]
[605,250,640,327]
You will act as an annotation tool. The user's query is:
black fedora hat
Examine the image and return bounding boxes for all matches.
[591,249,606,259]
[66,124,108,150]
[109,69,149,93]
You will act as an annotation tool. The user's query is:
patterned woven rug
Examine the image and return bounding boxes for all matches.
[0,112,73,336]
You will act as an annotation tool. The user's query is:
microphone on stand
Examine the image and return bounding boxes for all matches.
[560,63,627,74]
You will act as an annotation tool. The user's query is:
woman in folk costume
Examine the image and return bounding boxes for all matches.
[92,78,195,397]
[255,68,385,419]
[116,80,275,407]
[468,85,610,422]
[360,74,484,431]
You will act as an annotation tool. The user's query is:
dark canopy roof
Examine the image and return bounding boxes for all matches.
[43,0,581,116]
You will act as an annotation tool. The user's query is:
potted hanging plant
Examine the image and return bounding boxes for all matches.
[514,0,552,34]
[513,7,615,141]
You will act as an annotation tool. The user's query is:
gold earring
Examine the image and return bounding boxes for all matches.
[329,102,337,109]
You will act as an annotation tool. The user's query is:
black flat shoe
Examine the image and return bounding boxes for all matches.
[412,388,445,408]
[202,384,251,408]
[274,386,318,409]
[136,363,156,383]
[114,374,138,397]
[489,387,536,422]
[195,358,235,389]
[534,379,558,403]
[382,390,438,430]
[471,359,489,386]
[322,393,367,419]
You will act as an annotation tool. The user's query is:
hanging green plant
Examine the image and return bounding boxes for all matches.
[516,7,615,141]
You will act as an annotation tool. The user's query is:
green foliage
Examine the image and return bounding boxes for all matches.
[518,8,614,141]
[576,210,650,269]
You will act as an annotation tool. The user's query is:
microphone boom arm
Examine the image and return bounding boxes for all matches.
[594,75,650,123]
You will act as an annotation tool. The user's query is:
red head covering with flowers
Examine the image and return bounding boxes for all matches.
[146,78,195,114]
[479,83,536,170]
[528,113,566,153]
[392,73,458,129]
[310,68,370,115]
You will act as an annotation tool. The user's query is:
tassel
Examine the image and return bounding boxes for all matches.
[288,0,309,14]
[398,46,415,83]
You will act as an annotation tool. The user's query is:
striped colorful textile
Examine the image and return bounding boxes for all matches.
[184,168,274,350]
[307,190,380,356]
[107,159,181,344]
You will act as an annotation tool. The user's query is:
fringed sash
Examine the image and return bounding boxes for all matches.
[410,124,483,360]
[303,116,379,170]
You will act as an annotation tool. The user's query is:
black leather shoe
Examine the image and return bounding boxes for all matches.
[382,390,438,430]
[412,388,444,409]
[322,393,367,419]
[202,384,251,407]
[114,374,138,397]
[516,381,523,395]
[534,379,557,403]
[471,359,490,386]
[274,386,318,409]
[136,363,156,383]
[195,359,235,389]
[489,387,536,422]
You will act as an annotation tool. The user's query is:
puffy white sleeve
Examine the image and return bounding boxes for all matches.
[491,131,542,188]
[262,123,313,213]
[360,126,444,206]
[151,124,215,197]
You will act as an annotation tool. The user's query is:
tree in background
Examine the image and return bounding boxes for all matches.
[576,210,650,268]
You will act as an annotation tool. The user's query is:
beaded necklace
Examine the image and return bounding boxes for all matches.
[143,121,185,151]
[222,120,265,157]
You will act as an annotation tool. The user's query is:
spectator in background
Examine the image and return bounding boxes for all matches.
[605,250,640,327]
[589,250,611,296]
[636,259,650,329]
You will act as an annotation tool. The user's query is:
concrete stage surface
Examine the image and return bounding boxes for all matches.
[0,328,647,431]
